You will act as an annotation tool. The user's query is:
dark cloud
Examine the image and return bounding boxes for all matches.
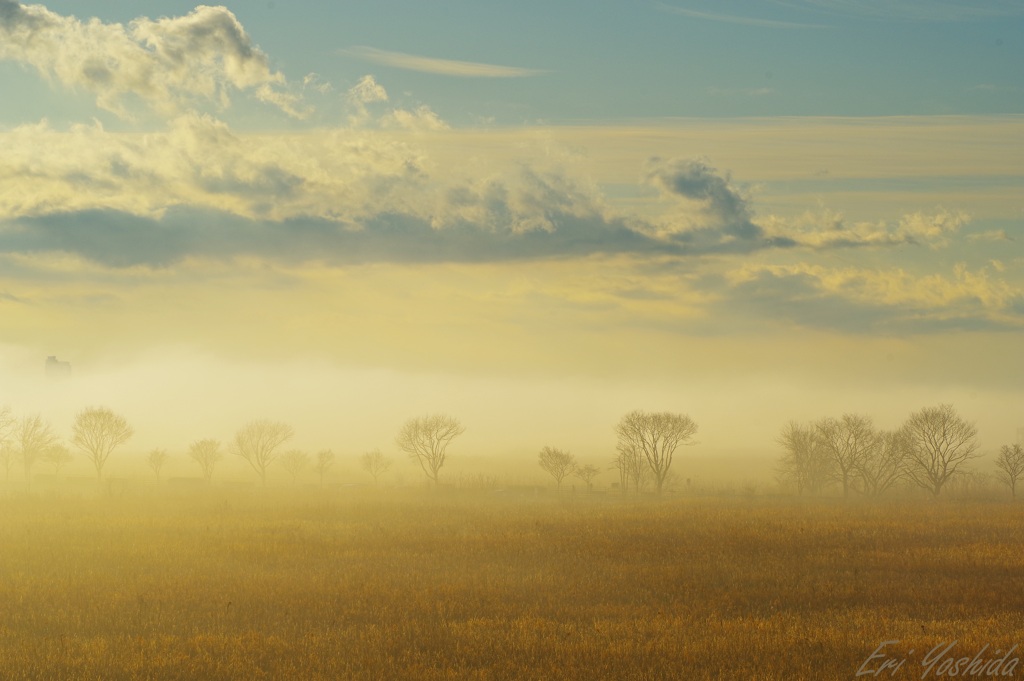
[0,207,667,267]
[0,145,968,271]
[646,157,765,241]
[0,0,47,33]
[0,158,801,267]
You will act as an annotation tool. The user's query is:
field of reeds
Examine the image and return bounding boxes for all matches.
[1,488,1022,680]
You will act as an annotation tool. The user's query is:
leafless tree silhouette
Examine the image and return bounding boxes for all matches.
[616,410,698,494]
[902,404,980,497]
[396,414,464,485]
[0,406,17,480]
[232,419,293,486]
[612,443,645,494]
[574,464,600,491]
[857,428,909,498]
[147,448,169,481]
[279,450,309,484]
[42,443,73,474]
[71,407,134,480]
[188,439,223,482]
[815,414,877,498]
[995,443,1024,499]
[17,414,57,484]
[776,421,833,496]
[0,444,15,480]
[360,449,392,485]
[538,446,576,490]
[315,449,335,487]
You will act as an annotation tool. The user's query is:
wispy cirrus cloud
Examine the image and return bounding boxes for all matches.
[341,45,544,78]
[783,0,1024,21]
[967,229,1013,242]
[656,3,828,28]
[707,87,775,97]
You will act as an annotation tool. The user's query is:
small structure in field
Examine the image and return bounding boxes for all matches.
[45,356,72,379]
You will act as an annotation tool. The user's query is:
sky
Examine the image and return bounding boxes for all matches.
[0,0,1022,473]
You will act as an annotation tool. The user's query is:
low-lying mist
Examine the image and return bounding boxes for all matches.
[1,343,1020,489]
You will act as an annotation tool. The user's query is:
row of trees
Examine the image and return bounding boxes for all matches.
[537,410,699,495]
[0,406,454,488]
[537,446,600,490]
[4,402,1018,497]
[777,404,1023,498]
[0,405,132,484]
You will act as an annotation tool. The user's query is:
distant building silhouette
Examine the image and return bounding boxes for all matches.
[45,356,72,379]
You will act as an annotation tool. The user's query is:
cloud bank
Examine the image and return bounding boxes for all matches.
[0,1,1019,346]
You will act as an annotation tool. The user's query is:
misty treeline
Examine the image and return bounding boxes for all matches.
[1,401,1020,498]
[0,405,461,489]
[776,403,1024,499]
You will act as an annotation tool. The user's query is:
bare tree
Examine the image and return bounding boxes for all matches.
[233,419,293,486]
[902,404,981,497]
[360,448,392,485]
[995,443,1024,499]
[147,448,169,481]
[0,442,16,480]
[612,443,646,495]
[538,446,576,490]
[279,450,309,484]
[0,405,14,450]
[396,414,464,485]
[776,421,833,496]
[71,407,134,480]
[574,464,600,491]
[314,449,335,487]
[0,406,14,480]
[615,410,698,494]
[42,443,73,474]
[17,414,58,484]
[857,428,909,498]
[188,439,223,482]
[815,414,877,498]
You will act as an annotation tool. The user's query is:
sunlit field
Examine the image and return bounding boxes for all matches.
[2,488,1022,680]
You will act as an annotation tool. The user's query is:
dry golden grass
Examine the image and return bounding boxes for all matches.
[1,490,1022,680]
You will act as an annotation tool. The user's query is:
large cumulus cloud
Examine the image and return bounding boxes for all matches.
[0,1,303,118]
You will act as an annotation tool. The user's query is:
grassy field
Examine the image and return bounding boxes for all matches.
[1,489,1022,680]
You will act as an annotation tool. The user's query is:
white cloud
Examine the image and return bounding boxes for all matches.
[794,0,1024,21]
[0,2,304,118]
[0,114,428,223]
[896,210,968,247]
[348,75,388,104]
[381,105,449,132]
[345,74,390,126]
[302,72,333,95]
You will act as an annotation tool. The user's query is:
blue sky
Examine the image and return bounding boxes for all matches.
[0,0,1021,460]
[4,0,1023,127]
